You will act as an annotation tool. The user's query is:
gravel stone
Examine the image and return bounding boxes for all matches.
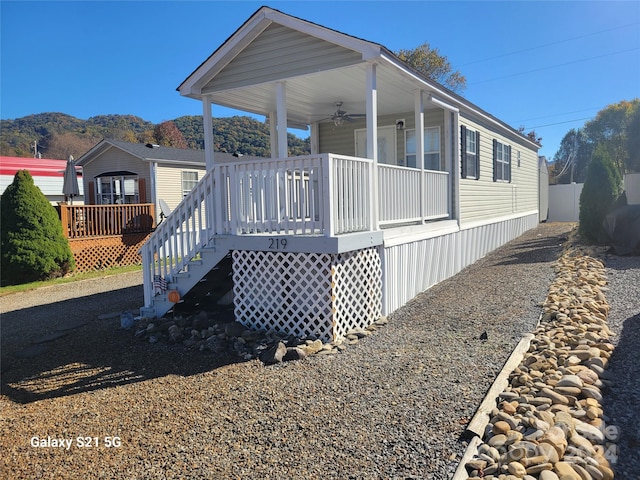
[600,252,640,478]
[0,224,593,479]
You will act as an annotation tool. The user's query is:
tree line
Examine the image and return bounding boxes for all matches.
[550,99,639,184]
[0,113,311,160]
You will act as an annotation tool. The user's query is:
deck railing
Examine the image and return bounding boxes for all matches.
[59,203,155,238]
[378,165,450,226]
[212,154,373,236]
[140,152,451,302]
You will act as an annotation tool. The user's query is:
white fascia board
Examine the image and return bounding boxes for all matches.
[378,53,540,152]
[75,141,117,166]
[180,12,273,97]
[181,7,383,98]
[264,8,382,61]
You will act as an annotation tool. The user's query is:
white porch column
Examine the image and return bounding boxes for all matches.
[202,96,215,172]
[276,81,288,158]
[428,95,460,223]
[269,111,278,158]
[366,62,379,230]
[310,123,320,155]
[452,110,461,224]
[415,89,425,222]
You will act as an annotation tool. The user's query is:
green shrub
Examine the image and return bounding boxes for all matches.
[1,170,75,285]
[578,144,623,243]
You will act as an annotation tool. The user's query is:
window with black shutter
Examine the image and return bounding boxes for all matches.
[493,140,511,182]
[461,126,479,179]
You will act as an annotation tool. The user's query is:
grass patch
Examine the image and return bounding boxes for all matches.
[0,264,143,297]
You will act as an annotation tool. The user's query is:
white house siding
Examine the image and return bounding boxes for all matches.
[318,109,445,166]
[80,149,151,204]
[204,23,363,93]
[458,115,539,225]
[155,164,206,213]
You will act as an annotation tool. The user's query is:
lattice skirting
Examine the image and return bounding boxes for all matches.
[68,233,151,272]
[232,248,382,342]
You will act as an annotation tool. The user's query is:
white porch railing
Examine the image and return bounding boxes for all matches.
[378,164,450,226]
[141,153,450,309]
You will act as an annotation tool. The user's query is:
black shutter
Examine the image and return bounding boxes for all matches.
[492,139,498,182]
[460,125,467,179]
[507,145,512,183]
[475,131,481,180]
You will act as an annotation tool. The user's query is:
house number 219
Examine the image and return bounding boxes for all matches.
[268,238,288,250]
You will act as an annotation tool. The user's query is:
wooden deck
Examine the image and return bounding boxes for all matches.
[59,203,155,272]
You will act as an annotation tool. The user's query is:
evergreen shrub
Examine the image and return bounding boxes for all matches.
[1,170,75,285]
[578,144,623,243]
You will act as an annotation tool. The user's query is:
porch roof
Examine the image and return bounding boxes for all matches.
[178,6,539,150]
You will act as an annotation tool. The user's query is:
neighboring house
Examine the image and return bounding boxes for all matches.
[0,156,84,204]
[75,139,255,219]
[140,6,542,342]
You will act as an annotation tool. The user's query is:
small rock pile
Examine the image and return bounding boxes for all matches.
[465,252,617,480]
[133,313,388,365]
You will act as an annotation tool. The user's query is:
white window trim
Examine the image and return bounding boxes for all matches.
[465,127,478,179]
[405,126,441,170]
[95,174,139,205]
[495,140,511,182]
[181,171,199,197]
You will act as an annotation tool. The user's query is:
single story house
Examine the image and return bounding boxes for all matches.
[0,156,84,205]
[140,6,542,342]
[77,140,200,219]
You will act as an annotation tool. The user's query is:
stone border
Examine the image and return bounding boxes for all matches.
[458,250,617,480]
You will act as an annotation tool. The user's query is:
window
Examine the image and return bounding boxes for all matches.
[182,171,199,197]
[493,140,511,182]
[405,127,441,170]
[95,172,139,204]
[460,126,480,179]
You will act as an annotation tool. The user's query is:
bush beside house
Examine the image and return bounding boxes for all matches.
[1,170,75,285]
[579,145,623,244]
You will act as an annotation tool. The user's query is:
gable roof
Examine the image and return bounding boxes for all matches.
[178,5,540,151]
[76,139,256,167]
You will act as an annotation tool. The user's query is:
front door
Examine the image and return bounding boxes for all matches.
[355,126,397,165]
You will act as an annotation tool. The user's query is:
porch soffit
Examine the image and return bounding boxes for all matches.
[204,58,428,127]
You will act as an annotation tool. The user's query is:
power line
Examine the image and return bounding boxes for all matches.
[469,47,640,85]
[456,22,639,68]
[511,107,601,124]
[527,117,595,130]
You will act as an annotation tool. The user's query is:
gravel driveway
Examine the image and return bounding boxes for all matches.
[2,222,635,479]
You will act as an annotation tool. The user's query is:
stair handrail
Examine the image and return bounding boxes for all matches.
[141,169,216,309]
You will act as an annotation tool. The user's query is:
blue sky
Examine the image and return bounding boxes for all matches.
[1,1,639,160]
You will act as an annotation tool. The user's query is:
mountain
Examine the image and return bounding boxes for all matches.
[0,112,310,159]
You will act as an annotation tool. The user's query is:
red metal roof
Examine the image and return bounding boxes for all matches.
[0,156,81,178]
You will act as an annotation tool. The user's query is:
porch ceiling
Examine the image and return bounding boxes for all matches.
[206,61,433,127]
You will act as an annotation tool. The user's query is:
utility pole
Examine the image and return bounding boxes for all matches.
[569,132,577,184]
[32,140,41,158]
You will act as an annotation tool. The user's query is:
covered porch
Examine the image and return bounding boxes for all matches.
[141,6,469,336]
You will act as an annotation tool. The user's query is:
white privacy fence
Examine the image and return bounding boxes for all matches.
[548,173,640,222]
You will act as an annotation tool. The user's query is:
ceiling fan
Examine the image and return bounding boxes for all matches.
[321,102,366,126]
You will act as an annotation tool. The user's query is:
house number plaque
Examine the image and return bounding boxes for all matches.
[268,238,288,250]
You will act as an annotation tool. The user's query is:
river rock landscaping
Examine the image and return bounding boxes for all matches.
[464,249,619,479]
